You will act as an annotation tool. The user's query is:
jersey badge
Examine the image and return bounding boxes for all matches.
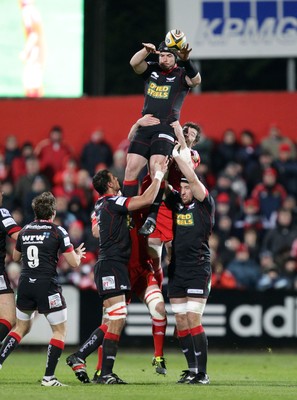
[0,208,10,218]
[102,276,115,290]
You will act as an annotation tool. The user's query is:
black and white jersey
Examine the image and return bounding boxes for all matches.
[141,62,190,124]
[166,190,215,270]
[16,220,73,279]
[0,208,21,274]
[93,194,131,263]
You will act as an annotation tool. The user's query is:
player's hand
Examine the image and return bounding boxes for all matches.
[142,43,158,54]
[176,43,192,61]
[171,121,187,149]
[138,114,160,127]
[154,156,169,175]
[75,243,86,259]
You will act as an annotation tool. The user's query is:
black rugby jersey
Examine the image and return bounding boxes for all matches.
[15,220,73,278]
[166,190,215,268]
[93,194,131,263]
[0,208,21,274]
[141,62,190,123]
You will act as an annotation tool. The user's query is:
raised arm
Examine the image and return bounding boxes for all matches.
[130,43,158,74]
[127,157,168,211]
[177,44,201,88]
[172,144,206,202]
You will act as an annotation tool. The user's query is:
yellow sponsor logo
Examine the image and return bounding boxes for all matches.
[176,213,194,226]
[147,81,171,99]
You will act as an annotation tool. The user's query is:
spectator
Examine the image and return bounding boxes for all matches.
[4,135,21,168]
[260,124,296,161]
[234,197,263,240]
[235,129,258,175]
[226,243,261,289]
[251,167,287,229]
[245,149,274,194]
[10,141,34,183]
[224,161,247,199]
[261,207,297,267]
[211,259,237,289]
[35,125,73,182]
[211,172,241,219]
[274,142,297,198]
[80,129,113,176]
[109,149,127,186]
[14,155,51,210]
[212,128,238,173]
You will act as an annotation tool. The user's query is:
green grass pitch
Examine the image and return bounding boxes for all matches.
[1,349,297,400]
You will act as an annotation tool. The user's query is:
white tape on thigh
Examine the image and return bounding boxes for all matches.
[145,288,165,319]
[186,301,205,315]
[16,308,35,321]
[105,301,127,320]
[46,308,67,325]
[171,302,187,315]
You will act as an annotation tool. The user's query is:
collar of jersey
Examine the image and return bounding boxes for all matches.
[98,193,116,200]
[161,64,177,75]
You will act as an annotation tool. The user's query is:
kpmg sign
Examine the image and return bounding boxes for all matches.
[167,0,297,58]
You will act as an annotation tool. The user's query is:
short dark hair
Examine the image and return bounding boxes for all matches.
[32,192,56,220]
[92,169,111,195]
[183,122,201,145]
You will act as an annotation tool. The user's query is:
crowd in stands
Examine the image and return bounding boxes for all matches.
[2,123,297,292]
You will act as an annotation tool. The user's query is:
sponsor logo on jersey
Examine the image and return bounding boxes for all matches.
[25,224,52,230]
[151,71,159,79]
[22,234,47,243]
[2,217,16,228]
[102,275,116,290]
[0,208,10,218]
[176,212,194,226]
[147,81,171,99]
[166,77,176,82]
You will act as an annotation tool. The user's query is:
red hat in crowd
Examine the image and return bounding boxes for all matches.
[263,167,277,177]
[217,193,230,203]
[244,198,259,209]
[279,143,291,152]
[236,243,249,253]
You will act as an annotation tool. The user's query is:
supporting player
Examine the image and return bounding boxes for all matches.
[67,160,168,384]
[165,122,215,384]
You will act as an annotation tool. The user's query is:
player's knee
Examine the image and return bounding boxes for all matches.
[106,301,127,320]
[145,288,165,319]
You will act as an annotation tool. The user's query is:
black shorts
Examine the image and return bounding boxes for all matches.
[16,276,66,314]
[128,125,175,160]
[0,271,14,294]
[167,264,211,299]
[94,259,131,299]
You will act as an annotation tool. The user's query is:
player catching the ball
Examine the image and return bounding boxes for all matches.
[123,31,201,236]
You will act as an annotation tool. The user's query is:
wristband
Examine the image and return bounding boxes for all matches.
[180,59,198,79]
[154,171,164,182]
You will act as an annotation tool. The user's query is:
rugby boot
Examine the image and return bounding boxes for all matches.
[138,218,156,236]
[152,356,167,375]
[92,372,127,384]
[177,370,197,383]
[66,354,90,383]
[188,372,210,385]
